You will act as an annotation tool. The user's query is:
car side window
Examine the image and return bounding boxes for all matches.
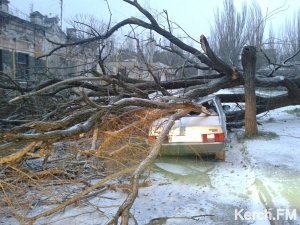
[202,100,218,115]
[189,111,201,115]
[188,100,218,116]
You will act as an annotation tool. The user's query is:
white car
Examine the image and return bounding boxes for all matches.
[148,95,227,160]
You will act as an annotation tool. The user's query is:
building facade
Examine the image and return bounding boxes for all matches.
[0,0,96,86]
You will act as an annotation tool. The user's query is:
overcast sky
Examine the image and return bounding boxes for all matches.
[8,0,299,40]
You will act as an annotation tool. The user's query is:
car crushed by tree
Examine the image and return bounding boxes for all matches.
[0,0,300,224]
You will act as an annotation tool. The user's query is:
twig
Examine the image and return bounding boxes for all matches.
[9,76,104,103]
[266,48,300,77]
[27,167,136,225]
[0,142,39,164]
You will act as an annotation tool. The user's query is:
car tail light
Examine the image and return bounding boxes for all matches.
[214,133,225,142]
[202,133,225,143]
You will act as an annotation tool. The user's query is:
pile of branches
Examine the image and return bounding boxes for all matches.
[0,97,206,224]
[1,0,300,224]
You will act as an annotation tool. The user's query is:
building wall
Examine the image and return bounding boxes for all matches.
[0,5,96,85]
[0,10,65,81]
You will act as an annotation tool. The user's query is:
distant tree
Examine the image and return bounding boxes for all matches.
[153,48,182,66]
[210,0,266,67]
[67,14,117,73]
[246,1,265,47]
[279,9,300,61]
[142,31,156,63]
[259,9,300,77]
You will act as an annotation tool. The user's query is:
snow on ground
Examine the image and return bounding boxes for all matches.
[245,106,300,222]
[130,105,300,225]
[1,106,300,225]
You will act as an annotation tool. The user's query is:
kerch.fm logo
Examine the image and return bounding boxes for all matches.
[234,208,297,221]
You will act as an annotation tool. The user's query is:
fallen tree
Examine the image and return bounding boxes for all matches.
[0,0,300,224]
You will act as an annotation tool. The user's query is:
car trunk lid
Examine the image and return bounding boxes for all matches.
[168,115,224,143]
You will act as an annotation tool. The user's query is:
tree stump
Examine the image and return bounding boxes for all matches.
[242,46,258,137]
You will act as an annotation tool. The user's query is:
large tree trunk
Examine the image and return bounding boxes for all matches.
[242,46,258,137]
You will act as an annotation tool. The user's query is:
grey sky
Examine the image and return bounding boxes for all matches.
[8,0,299,40]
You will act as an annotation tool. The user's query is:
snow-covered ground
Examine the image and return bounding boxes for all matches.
[1,106,300,225]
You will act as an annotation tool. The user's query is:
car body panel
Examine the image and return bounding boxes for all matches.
[159,142,226,156]
[149,95,227,156]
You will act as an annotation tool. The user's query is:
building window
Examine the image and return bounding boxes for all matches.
[16,52,29,80]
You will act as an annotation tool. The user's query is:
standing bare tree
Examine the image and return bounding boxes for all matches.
[210,0,265,66]
[246,1,265,46]
[279,9,300,61]
[210,0,248,66]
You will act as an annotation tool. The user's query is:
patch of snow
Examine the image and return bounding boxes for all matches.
[2,105,300,225]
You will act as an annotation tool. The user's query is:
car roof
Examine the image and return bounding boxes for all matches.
[194,94,218,104]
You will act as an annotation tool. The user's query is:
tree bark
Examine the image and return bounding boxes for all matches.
[242,46,258,137]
